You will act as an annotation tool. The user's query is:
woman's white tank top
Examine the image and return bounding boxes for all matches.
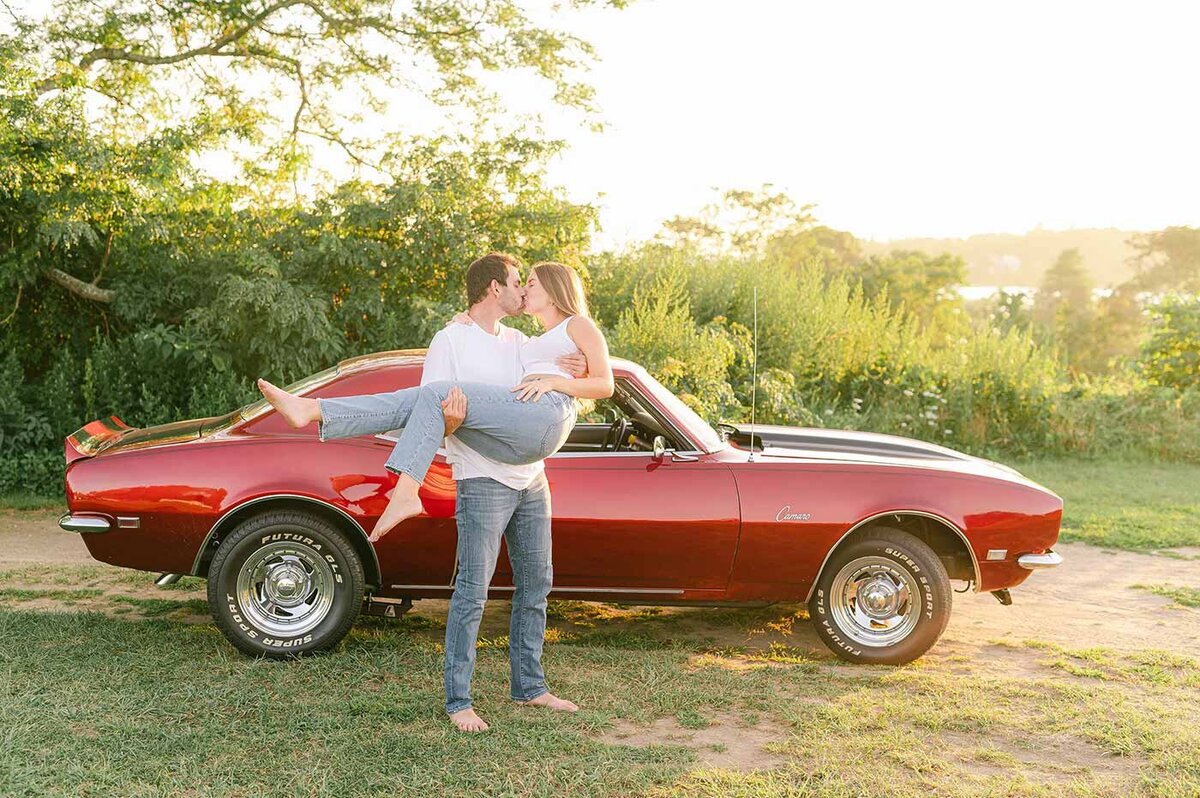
[520,316,577,380]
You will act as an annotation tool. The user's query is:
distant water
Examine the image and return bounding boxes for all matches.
[957,285,1116,301]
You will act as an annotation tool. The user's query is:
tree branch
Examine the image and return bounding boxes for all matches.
[297,126,383,172]
[92,229,114,285]
[35,0,309,95]
[0,285,21,325]
[46,268,117,303]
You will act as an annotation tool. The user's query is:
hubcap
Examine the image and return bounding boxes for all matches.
[828,556,921,647]
[236,541,335,637]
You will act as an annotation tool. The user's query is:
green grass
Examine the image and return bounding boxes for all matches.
[0,493,63,511]
[2,606,1198,798]
[1130,584,1200,608]
[0,587,104,602]
[1013,458,1200,551]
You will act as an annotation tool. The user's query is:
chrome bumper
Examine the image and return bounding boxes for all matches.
[58,514,111,534]
[1017,550,1063,570]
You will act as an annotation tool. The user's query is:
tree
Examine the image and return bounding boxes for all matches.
[1031,248,1096,371]
[1129,227,1200,294]
[1,0,622,312]
[658,185,815,257]
[837,249,968,327]
[765,224,862,272]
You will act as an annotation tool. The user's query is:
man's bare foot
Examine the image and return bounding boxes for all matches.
[368,477,425,542]
[256,378,318,428]
[515,692,579,712]
[448,708,489,732]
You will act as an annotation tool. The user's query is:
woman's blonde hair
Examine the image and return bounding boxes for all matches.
[532,261,589,319]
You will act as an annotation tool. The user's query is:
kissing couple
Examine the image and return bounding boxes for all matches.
[256,252,613,732]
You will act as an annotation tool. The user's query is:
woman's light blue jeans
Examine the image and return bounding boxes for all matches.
[316,380,577,484]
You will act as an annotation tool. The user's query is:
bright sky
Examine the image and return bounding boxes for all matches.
[532,0,1200,248]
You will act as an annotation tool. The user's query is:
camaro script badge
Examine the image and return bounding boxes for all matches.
[776,506,812,522]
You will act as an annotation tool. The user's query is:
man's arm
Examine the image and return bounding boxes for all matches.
[422,330,466,436]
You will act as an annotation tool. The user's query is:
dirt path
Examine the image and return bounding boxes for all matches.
[0,508,94,564]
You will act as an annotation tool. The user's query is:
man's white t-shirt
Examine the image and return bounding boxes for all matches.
[420,322,545,491]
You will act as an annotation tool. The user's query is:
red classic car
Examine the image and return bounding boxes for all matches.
[59,350,1063,664]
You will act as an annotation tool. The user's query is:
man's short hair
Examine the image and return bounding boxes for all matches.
[465,252,523,306]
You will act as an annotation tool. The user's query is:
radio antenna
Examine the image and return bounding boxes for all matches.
[748,285,758,462]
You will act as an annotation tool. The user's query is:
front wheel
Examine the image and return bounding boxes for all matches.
[207,510,364,658]
[809,527,951,665]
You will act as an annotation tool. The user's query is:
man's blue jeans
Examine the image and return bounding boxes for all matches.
[444,474,553,714]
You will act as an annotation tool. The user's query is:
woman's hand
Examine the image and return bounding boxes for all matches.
[445,311,473,327]
[511,376,562,402]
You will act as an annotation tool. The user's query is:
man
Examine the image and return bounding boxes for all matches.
[421,252,584,733]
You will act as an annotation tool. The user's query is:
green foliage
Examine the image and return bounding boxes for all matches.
[609,266,745,420]
[836,249,969,325]
[1138,297,1200,390]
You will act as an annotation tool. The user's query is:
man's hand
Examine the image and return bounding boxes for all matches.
[556,350,588,378]
[442,386,467,436]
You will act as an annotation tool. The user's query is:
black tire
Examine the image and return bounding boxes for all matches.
[206,509,364,659]
[808,527,951,665]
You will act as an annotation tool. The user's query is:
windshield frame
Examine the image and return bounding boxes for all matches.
[621,365,725,454]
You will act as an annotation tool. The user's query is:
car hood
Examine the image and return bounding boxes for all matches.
[723,423,1043,486]
[727,424,973,461]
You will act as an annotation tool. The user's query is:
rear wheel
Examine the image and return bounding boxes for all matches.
[207,510,364,658]
[808,527,951,665]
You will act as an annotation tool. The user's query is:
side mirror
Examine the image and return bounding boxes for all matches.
[652,435,666,461]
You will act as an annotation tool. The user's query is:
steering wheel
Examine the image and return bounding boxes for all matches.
[601,418,630,452]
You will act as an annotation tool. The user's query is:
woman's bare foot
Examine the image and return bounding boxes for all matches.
[368,475,425,542]
[256,378,319,428]
[515,692,579,712]
[448,708,489,732]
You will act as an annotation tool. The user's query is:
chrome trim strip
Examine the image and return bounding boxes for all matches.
[803,509,981,603]
[1017,551,1063,570]
[373,438,704,461]
[549,450,703,459]
[388,584,686,595]
[190,494,382,583]
[58,514,111,533]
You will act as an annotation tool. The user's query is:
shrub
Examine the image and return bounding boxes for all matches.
[1139,296,1200,391]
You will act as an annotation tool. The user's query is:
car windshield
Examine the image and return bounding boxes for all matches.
[635,369,725,453]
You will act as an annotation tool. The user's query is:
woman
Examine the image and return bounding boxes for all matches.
[255,261,613,542]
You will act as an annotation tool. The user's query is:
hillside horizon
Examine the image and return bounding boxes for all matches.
[860,227,1144,287]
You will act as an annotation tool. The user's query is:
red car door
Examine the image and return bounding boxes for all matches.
[484,450,741,596]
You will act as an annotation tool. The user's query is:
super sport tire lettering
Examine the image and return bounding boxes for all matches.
[207,508,365,660]
[808,526,953,666]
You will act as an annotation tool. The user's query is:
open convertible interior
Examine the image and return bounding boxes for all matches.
[557,378,692,454]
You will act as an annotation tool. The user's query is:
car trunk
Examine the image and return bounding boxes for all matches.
[64,415,220,464]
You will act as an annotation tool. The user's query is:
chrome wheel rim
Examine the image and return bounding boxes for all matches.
[235,541,335,637]
[828,556,920,647]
